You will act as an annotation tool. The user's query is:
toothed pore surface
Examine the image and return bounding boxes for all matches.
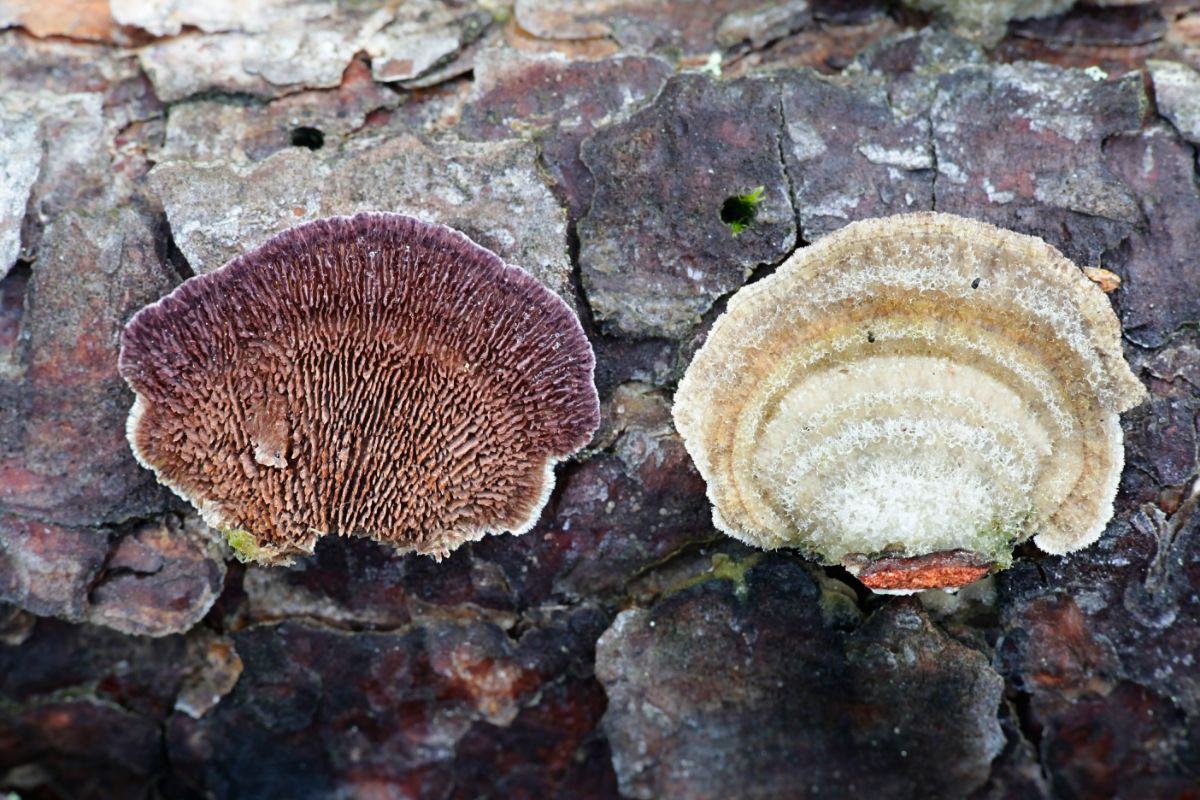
[119,213,599,562]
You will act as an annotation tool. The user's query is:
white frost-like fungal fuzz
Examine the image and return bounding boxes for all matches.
[673,212,1146,592]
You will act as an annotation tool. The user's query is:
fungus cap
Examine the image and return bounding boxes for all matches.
[120,213,599,564]
[673,211,1146,591]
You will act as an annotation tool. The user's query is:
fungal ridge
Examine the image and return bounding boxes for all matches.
[120,212,599,564]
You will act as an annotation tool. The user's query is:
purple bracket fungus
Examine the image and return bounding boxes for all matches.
[673,212,1147,593]
[119,213,599,565]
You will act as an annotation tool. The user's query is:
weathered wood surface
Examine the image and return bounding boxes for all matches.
[1,1,1199,798]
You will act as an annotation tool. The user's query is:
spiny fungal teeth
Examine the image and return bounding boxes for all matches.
[119,212,599,566]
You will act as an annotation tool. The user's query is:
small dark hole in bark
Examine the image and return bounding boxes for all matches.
[0,261,32,354]
[721,186,764,235]
[290,127,325,150]
[158,214,194,281]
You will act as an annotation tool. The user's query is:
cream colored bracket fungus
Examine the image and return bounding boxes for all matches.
[673,212,1146,593]
[120,213,599,565]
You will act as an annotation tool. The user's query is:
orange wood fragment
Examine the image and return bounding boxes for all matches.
[846,550,993,591]
[2,0,119,42]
